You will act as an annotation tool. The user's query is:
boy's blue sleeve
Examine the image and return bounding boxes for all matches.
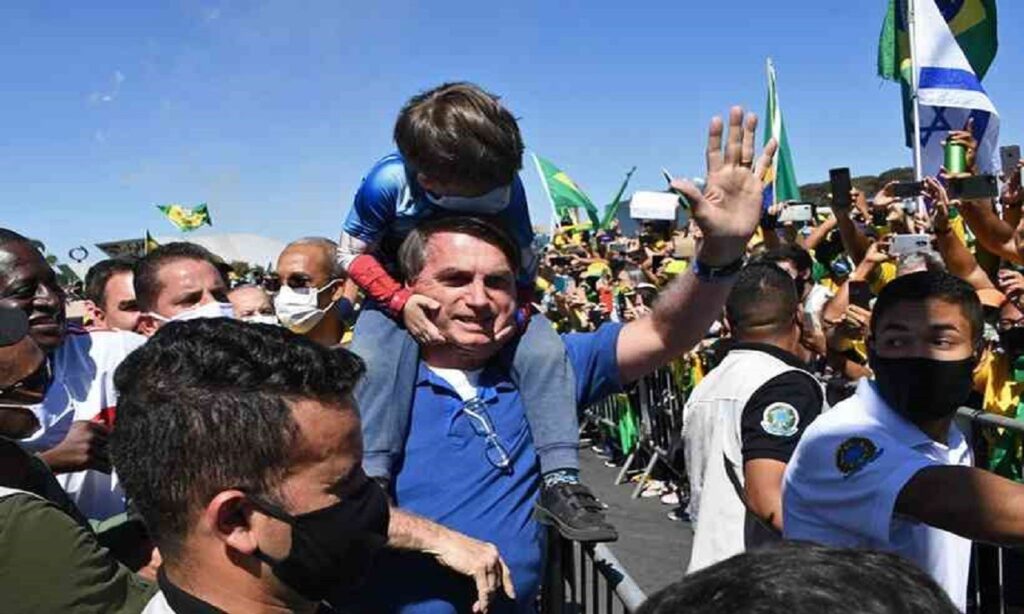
[562,322,626,408]
[342,155,407,244]
[497,176,538,281]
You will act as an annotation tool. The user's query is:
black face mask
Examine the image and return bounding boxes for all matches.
[248,476,390,602]
[1000,328,1024,357]
[869,350,976,421]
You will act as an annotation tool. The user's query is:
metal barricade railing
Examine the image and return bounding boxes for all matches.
[956,407,1024,614]
[541,528,647,613]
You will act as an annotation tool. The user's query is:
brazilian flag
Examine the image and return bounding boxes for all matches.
[878,0,998,147]
[157,203,213,232]
[533,154,602,228]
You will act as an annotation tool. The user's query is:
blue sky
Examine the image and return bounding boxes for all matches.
[1,1,1021,266]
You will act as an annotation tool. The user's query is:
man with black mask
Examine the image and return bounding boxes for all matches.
[784,271,1024,611]
[111,318,514,613]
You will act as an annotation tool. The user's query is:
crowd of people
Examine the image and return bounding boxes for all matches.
[3,80,1024,613]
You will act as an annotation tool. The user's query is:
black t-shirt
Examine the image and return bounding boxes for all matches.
[738,348,825,465]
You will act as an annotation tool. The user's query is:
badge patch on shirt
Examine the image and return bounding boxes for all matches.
[835,437,884,478]
[760,403,800,437]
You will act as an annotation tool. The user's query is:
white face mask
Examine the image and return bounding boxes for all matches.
[150,301,236,324]
[274,280,339,334]
[425,184,511,214]
[242,314,281,326]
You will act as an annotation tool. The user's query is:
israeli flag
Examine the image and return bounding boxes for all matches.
[913,0,999,174]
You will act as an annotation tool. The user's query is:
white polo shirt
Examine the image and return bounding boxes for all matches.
[783,377,972,611]
[19,328,146,520]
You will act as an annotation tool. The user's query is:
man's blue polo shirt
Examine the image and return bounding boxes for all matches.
[354,322,625,613]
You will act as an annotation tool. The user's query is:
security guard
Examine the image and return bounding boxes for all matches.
[685,263,826,573]
[784,271,1024,611]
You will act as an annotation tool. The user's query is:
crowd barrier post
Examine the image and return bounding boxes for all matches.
[541,527,648,613]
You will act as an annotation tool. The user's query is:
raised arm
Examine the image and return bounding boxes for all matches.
[926,177,995,290]
[617,106,777,383]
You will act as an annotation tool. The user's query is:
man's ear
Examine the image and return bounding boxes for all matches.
[83,301,106,328]
[203,490,260,556]
[136,313,160,337]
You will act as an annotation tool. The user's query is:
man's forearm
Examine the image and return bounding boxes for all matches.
[961,199,1020,261]
[834,212,870,264]
[388,507,451,553]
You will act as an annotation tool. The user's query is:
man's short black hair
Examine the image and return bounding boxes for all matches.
[394,82,524,191]
[110,318,365,559]
[725,263,799,339]
[753,244,814,276]
[133,242,223,312]
[84,258,136,308]
[397,215,521,282]
[871,270,984,347]
[637,542,957,614]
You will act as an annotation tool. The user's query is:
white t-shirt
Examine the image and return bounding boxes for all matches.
[424,365,482,402]
[19,328,147,520]
[783,377,972,611]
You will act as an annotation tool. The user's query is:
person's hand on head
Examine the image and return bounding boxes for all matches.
[38,420,111,474]
[402,294,445,346]
[671,106,777,267]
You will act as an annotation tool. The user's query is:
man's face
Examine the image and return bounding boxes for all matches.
[252,397,365,561]
[99,271,141,331]
[408,232,517,354]
[277,246,338,307]
[0,242,66,352]
[229,286,274,319]
[871,298,975,361]
[152,258,229,319]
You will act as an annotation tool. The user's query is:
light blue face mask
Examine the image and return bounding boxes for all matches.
[425,184,512,214]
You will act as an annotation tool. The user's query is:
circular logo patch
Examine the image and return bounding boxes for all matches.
[835,437,884,477]
[760,402,800,437]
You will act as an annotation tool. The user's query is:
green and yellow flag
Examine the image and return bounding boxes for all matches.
[157,203,212,232]
[878,0,998,146]
[532,154,601,228]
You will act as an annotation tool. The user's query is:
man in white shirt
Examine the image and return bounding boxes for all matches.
[0,229,145,520]
[784,271,1024,611]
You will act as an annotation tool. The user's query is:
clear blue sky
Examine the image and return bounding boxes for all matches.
[2,1,1021,266]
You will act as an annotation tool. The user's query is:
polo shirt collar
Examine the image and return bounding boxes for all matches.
[158,569,226,614]
[415,361,517,397]
[856,377,965,450]
[730,341,808,370]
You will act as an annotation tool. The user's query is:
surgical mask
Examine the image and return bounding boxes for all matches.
[242,314,280,326]
[274,280,339,334]
[150,301,235,323]
[248,477,390,601]
[869,350,975,421]
[425,184,512,214]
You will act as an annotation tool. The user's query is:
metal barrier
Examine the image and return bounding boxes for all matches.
[541,528,647,613]
[956,407,1024,614]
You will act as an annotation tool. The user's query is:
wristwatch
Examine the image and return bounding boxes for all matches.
[692,257,745,282]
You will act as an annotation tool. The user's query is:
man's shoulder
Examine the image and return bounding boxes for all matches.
[60,329,146,370]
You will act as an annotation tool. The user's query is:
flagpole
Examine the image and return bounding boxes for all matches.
[531,152,559,229]
[767,57,779,208]
[907,0,924,182]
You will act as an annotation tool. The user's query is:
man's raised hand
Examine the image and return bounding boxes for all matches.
[672,106,777,267]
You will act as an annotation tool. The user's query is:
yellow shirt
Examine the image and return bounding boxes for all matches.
[974,351,1024,418]
[869,261,898,295]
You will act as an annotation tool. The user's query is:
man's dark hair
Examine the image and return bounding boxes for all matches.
[637,542,957,614]
[397,216,521,282]
[110,318,365,559]
[0,229,32,247]
[871,270,984,346]
[394,82,524,191]
[725,263,799,339]
[84,258,136,308]
[133,242,223,312]
[753,244,814,276]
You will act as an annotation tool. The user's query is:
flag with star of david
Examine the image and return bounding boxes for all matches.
[913,0,999,175]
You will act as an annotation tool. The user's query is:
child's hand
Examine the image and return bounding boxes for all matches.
[403,293,445,345]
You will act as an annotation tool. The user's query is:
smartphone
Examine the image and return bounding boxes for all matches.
[829,168,852,210]
[892,181,923,198]
[778,203,813,223]
[948,175,999,200]
[889,233,932,256]
[849,280,872,310]
[1001,145,1021,177]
